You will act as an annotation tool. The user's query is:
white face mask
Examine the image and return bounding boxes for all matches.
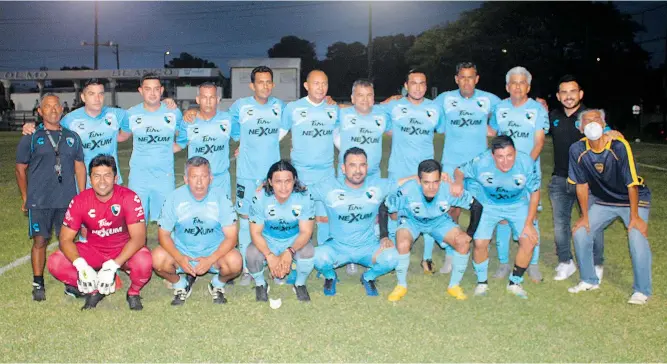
[584,122,603,141]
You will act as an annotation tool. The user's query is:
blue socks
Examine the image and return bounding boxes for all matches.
[449,250,470,288]
[251,270,266,287]
[239,218,251,269]
[422,234,435,261]
[530,221,541,265]
[211,274,226,288]
[295,258,314,286]
[396,253,410,287]
[173,274,187,289]
[473,259,489,283]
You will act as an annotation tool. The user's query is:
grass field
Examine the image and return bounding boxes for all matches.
[0,132,665,362]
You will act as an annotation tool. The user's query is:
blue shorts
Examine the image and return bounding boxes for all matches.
[397,216,458,244]
[235,177,263,216]
[212,171,232,200]
[176,260,220,275]
[265,236,297,254]
[475,202,532,240]
[301,168,335,218]
[314,238,380,268]
[129,177,175,222]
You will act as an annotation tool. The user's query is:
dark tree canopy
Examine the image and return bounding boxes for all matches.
[166,52,217,69]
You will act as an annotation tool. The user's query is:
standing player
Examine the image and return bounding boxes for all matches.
[453,136,541,298]
[385,159,483,302]
[384,70,444,274]
[246,160,316,302]
[488,66,548,281]
[282,70,339,246]
[174,83,233,199]
[47,155,152,310]
[433,62,500,274]
[16,94,86,301]
[153,157,242,305]
[120,73,183,223]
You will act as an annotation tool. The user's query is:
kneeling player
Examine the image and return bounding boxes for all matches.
[247,160,316,302]
[453,136,540,299]
[153,156,242,306]
[385,159,483,302]
[47,155,151,310]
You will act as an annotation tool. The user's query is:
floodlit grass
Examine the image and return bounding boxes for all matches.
[0,132,665,362]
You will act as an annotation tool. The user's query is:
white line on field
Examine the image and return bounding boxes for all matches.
[637,163,667,172]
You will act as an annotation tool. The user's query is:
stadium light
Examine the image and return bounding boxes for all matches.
[164,51,170,68]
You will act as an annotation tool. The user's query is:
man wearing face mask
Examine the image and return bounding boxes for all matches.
[568,109,652,305]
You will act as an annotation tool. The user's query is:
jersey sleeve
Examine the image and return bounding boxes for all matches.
[384,185,405,214]
[218,195,238,227]
[120,109,132,133]
[567,143,587,184]
[157,193,176,231]
[15,135,33,164]
[229,99,241,142]
[175,120,188,148]
[115,108,130,131]
[62,196,83,231]
[489,106,499,132]
[615,139,642,187]
[299,192,316,221]
[458,153,479,178]
[281,102,294,130]
[248,192,264,225]
[307,181,324,202]
[525,160,541,193]
[60,114,73,129]
[537,103,549,134]
[123,190,146,225]
[448,185,474,209]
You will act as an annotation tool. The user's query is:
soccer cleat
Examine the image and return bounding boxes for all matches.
[346,263,358,275]
[439,255,453,274]
[421,259,435,275]
[493,263,511,278]
[323,278,337,296]
[595,265,604,284]
[360,275,379,297]
[255,284,268,302]
[126,294,143,311]
[568,281,600,293]
[171,278,194,306]
[627,292,648,305]
[554,260,577,281]
[293,285,311,302]
[506,284,528,299]
[387,285,408,302]
[64,284,84,298]
[527,264,543,283]
[208,283,227,304]
[32,283,46,302]
[447,285,467,300]
[239,272,253,286]
[81,292,105,310]
[474,283,489,297]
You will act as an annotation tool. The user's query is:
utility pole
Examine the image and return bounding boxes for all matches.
[112,43,119,70]
[94,1,99,70]
[367,2,373,79]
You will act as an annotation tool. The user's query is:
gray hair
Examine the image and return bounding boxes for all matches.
[351,79,374,95]
[40,93,60,105]
[456,62,477,74]
[184,156,211,175]
[197,82,218,96]
[505,66,532,85]
[577,109,606,131]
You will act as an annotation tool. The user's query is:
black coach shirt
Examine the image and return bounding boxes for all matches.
[16,125,84,209]
[549,104,589,178]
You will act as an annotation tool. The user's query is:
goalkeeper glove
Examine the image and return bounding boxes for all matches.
[73,258,97,294]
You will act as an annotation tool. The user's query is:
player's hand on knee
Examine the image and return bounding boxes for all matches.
[267,253,282,278]
[97,259,120,295]
[73,258,98,294]
[521,224,539,247]
[628,216,649,238]
[183,108,198,123]
[380,237,394,249]
[176,255,197,276]
[193,257,214,276]
[572,216,590,234]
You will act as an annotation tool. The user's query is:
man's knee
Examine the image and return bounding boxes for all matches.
[32,236,48,249]
[220,249,243,275]
[245,244,265,273]
[395,230,413,253]
[46,250,69,275]
[296,242,314,260]
[314,246,335,269]
[127,247,153,274]
[376,247,399,269]
[151,246,174,271]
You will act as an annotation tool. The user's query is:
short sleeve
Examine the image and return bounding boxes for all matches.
[537,103,549,134]
[384,186,404,214]
[449,186,474,209]
[307,182,324,202]
[435,105,445,133]
[15,135,33,164]
[62,196,83,231]
[298,192,316,221]
[281,102,294,131]
[124,191,146,225]
[116,108,130,130]
[489,106,499,131]
[525,161,541,193]
[567,143,587,185]
[616,140,641,187]
[175,121,188,148]
[248,192,264,225]
[218,195,238,227]
[229,99,241,142]
[458,153,480,179]
[173,109,184,132]
[120,110,131,133]
[157,193,176,231]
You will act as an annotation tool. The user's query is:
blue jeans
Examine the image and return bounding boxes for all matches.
[549,175,604,264]
[573,203,652,296]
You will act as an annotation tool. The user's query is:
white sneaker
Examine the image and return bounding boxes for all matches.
[439,255,453,274]
[474,283,489,296]
[595,265,604,284]
[506,284,528,299]
[554,260,577,281]
[627,292,648,305]
[568,281,600,293]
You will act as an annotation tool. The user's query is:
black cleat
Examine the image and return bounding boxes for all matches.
[421,259,435,275]
[81,292,105,310]
[64,284,84,298]
[255,284,268,302]
[293,285,311,302]
[171,275,195,306]
[32,283,46,302]
[208,283,227,304]
[127,294,143,311]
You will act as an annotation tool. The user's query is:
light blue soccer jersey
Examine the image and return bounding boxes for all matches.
[61,106,128,185]
[249,189,315,241]
[387,179,474,226]
[176,111,232,177]
[435,89,501,169]
[458,150,540,205]
[229,96,285,180]
[489,98,549,157]
[336,105,390,177]
[282,97,339,184]
[308,176,397,247]
[121,103,183,180]
[385,98,444,179]
[158,185,238,258]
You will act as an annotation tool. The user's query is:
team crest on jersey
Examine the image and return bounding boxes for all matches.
[164,115,174,124]
[595,163,604,173]
[326,110,335,119]
[374,117,382,127]
[104,114,113,126]
[410,203,422,215]
[426,110,434,118]
[272,104,280,116]
[267,205,276,217]
[438,201,450,213]
[292,205,302,217]
[135,117,143,125]
[66,137,74,147]
[525,111,535,120]
[513,174,526,186]
[246,108,254,116]
[111,204,121,216]
[480,172,495,186]
[220,123,228,133]
[477,100,484,108]
[401,107,408,114]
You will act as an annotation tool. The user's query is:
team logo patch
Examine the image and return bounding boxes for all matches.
[32,223,40,233]
[513,174,526,186]
[111,204,121,216]
[105,115,113,126]
[450,100,458,108]
[300,110,307,118]
[374,118,382,127]
[553,119,560,127]
[292,205,302,217]
[78,122,86,130]
[365,190,375,199]
[526,112,535,120]
[350,118,357,125]
[267,205,276,217]
[66,137,74,147]
[477,100,484,108]
[251,196,258,204]
[438,201,449,213]
[426,110,433,118]
[272,104,280,116]
[246,108,254,116]
[411,203,421,214]
[164,115,173,124]
[326,110,335,119]
[88,209,96,218]
[401,107,408,114]
[595,163,604,173]
[220,124,227,133]
[480,172,494,186]
[37,137,45,145]
[136,117,142,125]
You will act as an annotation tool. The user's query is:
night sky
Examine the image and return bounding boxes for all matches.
[1,1,665,74]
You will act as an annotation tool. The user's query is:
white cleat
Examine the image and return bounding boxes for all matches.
[627,292,648,305]
[554,260,577,281]
[506,283,528,299]
[568,281,600,293]
[474,283,489,296]
[595,265,604,284]
[439,255,453,274]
